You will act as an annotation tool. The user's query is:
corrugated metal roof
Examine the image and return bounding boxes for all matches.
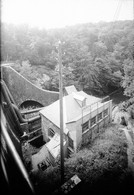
[31,133,67,170]
[72,92,86,102]
[46,133,66,158]
[39,90,101,128]
[65,85,77,95]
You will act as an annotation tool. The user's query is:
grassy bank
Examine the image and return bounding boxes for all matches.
[30,124,134,195]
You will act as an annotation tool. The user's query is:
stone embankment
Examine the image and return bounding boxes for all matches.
[1,65,59,107]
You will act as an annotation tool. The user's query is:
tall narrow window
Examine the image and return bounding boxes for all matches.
[103,109,108,117]
[48,128,55,138]
[90,116,96,127]
[97,112,102,121]
[82,121,89,133]
[68,136,74,149]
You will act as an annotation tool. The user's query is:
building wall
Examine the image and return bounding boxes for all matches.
[75,100,112,149]
[82,115,110,145]
[66,122,77,151]
[40,114,60,142]
[40,100,112,155]
[40,114,68,157]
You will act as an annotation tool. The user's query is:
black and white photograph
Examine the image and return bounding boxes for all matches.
[1,0,134,194]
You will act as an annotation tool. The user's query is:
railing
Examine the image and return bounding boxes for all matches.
[82,95,110,114]
[20,108,43,142]
[28,116,41,132]
[28,128,42,139]
[21,107,44,119]
[21,107,44,115]
[19,108,42,143]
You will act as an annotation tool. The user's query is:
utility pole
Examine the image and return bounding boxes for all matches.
[58,40,64,184]
[133,0,134,21]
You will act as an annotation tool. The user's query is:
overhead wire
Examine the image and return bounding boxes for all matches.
[111,0,124,32]
[113,0,123,21]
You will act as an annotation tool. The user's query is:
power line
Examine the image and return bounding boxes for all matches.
[111,0,124,32]
[113,0,123,21]
[133,0,134,21]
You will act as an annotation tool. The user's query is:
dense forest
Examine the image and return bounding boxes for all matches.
[1,20,134,113]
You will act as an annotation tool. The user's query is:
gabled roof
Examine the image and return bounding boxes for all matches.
[65,85,77,95]
[73,92,86,101]
[46,133,66,158]
[40,89,101,128]
[31,133,66,170]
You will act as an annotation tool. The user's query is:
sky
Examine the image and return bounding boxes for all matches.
[1,0,133,29]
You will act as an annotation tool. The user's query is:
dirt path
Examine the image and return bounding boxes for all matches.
[120,127,134,178]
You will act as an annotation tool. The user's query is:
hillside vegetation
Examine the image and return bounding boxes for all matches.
[31,124,134,195]
[1,21,134,93]
[2,21,134,194]
[2,21,134,115]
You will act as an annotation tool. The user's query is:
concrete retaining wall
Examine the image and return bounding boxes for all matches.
[2,65,59,107]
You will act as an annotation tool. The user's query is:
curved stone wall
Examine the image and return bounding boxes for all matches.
[2,65,59,107]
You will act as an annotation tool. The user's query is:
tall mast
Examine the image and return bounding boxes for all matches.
[133,0,134,21]
[58,40,64,184]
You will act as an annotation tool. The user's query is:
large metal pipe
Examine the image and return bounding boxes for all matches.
[1,80,23,137]
[1,115,34,193]
[21,107,44,115]
[11,103,27,123]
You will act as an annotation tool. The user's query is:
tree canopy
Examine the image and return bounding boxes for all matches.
[1,20,134,97]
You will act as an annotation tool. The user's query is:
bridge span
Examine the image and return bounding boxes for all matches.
[1,65,59,108]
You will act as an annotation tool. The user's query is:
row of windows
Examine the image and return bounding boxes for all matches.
[82,108,108,133]
[103,108,108,117]
[82,121,89,132]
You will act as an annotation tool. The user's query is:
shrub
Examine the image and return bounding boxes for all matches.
[31,124,130,194]
[119,98,134,119]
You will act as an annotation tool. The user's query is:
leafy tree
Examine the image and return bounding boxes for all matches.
[121,59,134,118]
[15,61,41,84]
[122,59,134,97]
[30,124,131,194]
[92,41,107,59]
[1,20,133,96]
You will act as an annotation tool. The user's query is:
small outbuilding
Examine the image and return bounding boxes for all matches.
[39,85,112,157]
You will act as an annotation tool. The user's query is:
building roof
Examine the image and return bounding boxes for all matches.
[72,92,86,102]
[40,88,101,129]
[65,85,77,95]
[31,133,66,170]
[46,133,66,158]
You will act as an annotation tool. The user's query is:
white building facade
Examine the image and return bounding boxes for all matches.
[39,86,112,157]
